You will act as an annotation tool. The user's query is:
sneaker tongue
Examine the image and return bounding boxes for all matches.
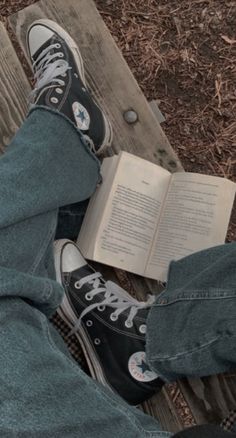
[71,264,93,280]
[31,34,54,58]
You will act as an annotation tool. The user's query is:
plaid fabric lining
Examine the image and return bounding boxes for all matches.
[221,410,236,432]
[50,311,89,374]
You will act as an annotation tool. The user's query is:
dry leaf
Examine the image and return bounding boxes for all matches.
[221,35,236,45]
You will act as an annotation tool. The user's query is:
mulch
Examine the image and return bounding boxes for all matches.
[0,0,235,428]
[0,0,235,239]
[96,0,236,240]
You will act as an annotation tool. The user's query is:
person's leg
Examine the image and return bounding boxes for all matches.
[0,107,171,437]
[53,238,236,406]
[146,242,236,381]
[0,15,173,434]
[52,240,236,438]
[0,107,99,313]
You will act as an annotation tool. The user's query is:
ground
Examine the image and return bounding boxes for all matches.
[0,0,235,238]
[0,0,235,426]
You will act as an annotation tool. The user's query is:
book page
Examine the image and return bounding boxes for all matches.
[77,156,119,258]
[93,152,171,275]
[146,172,236,281]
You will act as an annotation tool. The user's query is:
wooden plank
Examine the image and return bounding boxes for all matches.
[141,388,184,433]
[7,4,236,430]
[8,0,180,306]
[178,374,236,425]
[8,3,184,431]
[7,0,179,331]
[0,22,31,153]
[2,11,182,432]
[8,0,183,174]
[149,100,166,124]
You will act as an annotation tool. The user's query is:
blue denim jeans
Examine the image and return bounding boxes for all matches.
[0,107,235,437]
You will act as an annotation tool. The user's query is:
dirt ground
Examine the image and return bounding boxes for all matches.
[96,0,236,240]
[0,0,235,239]
[0,0,235,427]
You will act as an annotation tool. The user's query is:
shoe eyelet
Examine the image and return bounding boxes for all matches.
[50,97,59,104]
[61,73,67,78]
[125,320,133,329]
[74,281,81,289]
[85,293,93,301]
[55,43,61,49]
[86,320,93,327]
[110,313,118,322]
[98,305,105,312]
[94,338,101,346]
[56,88,63,94]
[58,52,64,58]
[139,324,147,334]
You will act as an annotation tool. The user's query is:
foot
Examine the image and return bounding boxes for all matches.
[54,239,164,405]
[27,19,113,155]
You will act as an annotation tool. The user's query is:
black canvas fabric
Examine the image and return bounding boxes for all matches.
[60,266,164,405]
[28,23,111,153]
[57,241,164,405]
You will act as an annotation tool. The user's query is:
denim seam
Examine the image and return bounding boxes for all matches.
[0,273,54,309]
[159,288,235,294]
[29,219,56,275]
[41,280,54,303]
[148,433,172,437]
[149,334,236,362]
[43,317,162,437]
[155,291,236,306]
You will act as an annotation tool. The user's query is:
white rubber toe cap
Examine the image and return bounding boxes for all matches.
[28,23,54,57]
[54,239,87,282]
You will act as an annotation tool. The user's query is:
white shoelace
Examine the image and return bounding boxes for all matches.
[32,43,71,95]
[69,272,155,336]
[31,44,97,151]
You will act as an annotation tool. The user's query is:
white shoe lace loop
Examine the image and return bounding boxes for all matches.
[32,43,71,95]
[69,272,155,336]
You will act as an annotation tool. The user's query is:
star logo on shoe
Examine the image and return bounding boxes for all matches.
[78,110,86,123]
[137,360,151,374]
[128,352,158,383]
[72,102,90,130]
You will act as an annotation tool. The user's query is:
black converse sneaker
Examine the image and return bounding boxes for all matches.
[27,19,113,155]
[54,239,164,405]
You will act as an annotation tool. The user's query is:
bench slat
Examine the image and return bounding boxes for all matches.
[8,0,183,173]
[2,11,182,432]
[0,22,31,152]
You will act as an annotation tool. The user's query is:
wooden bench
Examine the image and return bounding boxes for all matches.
[0,0,235,432]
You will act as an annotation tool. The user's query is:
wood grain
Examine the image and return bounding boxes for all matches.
[0,22,31,153]
[142,388,184,433]
[179,375,236,424]
[6,2,236,431]
[6,3,183,431]
[7,0,176,317]
[8,0,183,173]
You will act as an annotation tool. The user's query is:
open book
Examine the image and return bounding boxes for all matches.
[77,152,236,282]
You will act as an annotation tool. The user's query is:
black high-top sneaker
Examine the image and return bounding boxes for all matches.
[54,239,164,405]
[27,19,113,155]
